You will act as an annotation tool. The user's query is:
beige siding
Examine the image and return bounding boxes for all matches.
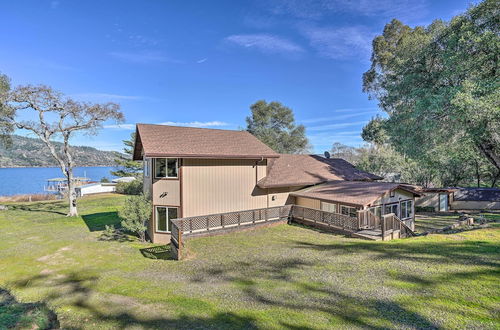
[415,192,439,211]
[152,179,181,206]
[295,197,321,210]
[371,189,413,206]
[267,187,299,207]
[182,159,268,217]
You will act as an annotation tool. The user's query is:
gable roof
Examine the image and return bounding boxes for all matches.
[133,124,279,160]
[257,154,382,188]
[290,181,420,207]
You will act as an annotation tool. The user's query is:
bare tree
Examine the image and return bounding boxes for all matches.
[1,85,124,216]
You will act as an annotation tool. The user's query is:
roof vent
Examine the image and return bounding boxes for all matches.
[324,151,331,159]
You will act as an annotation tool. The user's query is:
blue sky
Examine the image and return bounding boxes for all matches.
[0,0,475,153]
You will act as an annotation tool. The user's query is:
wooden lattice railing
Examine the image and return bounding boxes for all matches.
[291,205,359,231]
[170,205,293,259]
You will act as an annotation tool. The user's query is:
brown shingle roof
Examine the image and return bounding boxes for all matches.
[290,181,419,207]
[257,154,382,188]
[133,124,279,160]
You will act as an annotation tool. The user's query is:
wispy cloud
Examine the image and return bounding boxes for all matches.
[308,120,369,131]
[103,124,136,130]
[158,121,230,128]
[71,93,144,102]
[301,25,375,60]
[265,0,428,21]
[225,34,304,55]
[300,109,380,124]
[196,58,208,63]
[104,121,231,131]
[109,51,183,64]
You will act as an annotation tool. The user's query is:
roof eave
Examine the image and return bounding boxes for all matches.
[144,152,280,159]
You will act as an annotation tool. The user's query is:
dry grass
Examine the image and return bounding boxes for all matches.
[0,194,57,203]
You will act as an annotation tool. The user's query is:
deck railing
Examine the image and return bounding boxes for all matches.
[291,205,359,231]
[170,205,293,259]
[381,213,416,239]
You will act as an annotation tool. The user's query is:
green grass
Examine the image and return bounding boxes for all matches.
[415,211,500,233]
[0,195,499,329]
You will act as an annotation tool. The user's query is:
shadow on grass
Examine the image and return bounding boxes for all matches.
[8,272,258,329]
[9,201,67,216]
[140,245,174,260]
[183,230,500,329]
[81,212,121,232]
[0,288,59,329]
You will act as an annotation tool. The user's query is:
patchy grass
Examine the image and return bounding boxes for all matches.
[0,195,499,329]
[414,212,461,233]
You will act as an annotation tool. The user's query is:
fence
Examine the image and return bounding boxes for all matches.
[290,205,359,232]
[170,205,292,259]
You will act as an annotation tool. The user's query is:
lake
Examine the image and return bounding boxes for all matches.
[0,166,117,196]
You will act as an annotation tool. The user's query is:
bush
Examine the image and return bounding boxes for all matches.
[118,194,151,242]
[415,206,436,212]
[100,177,110,183]
[115,179,142,195]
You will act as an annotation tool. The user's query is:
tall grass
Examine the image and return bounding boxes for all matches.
[0,194,57,203]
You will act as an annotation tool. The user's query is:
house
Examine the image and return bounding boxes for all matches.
[133,124,420,243]
[412,186,500,212]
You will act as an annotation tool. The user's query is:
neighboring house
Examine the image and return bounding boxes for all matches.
[133,124,420,243]
[411,186,500,212]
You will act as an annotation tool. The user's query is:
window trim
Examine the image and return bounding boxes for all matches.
[155,206,179,233]
[400,200,413,219]
[321,201,337,214]
[340,205,357,218]
[154,158,179,179]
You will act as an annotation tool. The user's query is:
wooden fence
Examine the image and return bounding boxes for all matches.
[290,205,359,232]
[170,205,292,259]
[170,205,415,259]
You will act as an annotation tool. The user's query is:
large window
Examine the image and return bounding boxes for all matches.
[384,204,399,217]
[369,206,382,218]
[155,158,178,178]
[321,201,337,213]
[155,206,178,233]
[401,200,413,219]
[341,205,357,218]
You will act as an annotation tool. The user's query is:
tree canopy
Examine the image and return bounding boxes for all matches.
[111,132,142,177]
[246,100,309,154]
[1,84,124,216]
[362,0,500,175]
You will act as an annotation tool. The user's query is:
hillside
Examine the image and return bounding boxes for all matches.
[0,135,123,167]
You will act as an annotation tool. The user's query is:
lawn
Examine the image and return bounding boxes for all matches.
[415,211,500,233]
[0,194,499,329]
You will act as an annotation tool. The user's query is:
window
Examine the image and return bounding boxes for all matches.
[155,206,178,233]
[144,158,150,177]
[155,158,178,178]
[390,190,395,198]
[321,202,337,213]
[384,204,399,217]
[369,206,382,218]
[341,205,357,217]
[401,200,413,219]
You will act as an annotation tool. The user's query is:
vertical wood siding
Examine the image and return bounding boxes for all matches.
[295,197,321,210]
[182,159,268,217]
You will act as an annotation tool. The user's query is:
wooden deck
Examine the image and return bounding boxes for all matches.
[352,229,402,241]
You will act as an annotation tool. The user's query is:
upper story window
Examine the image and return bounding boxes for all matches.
[155,158,178,178]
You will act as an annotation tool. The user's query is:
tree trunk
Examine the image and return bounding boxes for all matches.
[478,141,500,174]
[66,170,78,217]
[492,170,500,187]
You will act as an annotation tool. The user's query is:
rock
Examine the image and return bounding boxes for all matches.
[0,205,7,211]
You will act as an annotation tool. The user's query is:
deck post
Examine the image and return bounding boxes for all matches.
[381,215,386,241]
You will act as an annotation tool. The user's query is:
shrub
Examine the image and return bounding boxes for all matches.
[415,206,436,212]
[118,194,151,242]
[115,179,142,195]
[100,177,110,183]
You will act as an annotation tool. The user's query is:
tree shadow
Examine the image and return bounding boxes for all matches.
[0,287,60,329]
[9,201,67,216]
[8,271,259,329]
[140,245,174,260]
[81,212,121,232]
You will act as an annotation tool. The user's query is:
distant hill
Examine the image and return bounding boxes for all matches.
[0,135,123,168]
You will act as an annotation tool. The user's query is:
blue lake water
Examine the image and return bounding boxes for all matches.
[0,166,117,196]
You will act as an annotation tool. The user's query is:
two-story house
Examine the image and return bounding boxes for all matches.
[133,124,419,243]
